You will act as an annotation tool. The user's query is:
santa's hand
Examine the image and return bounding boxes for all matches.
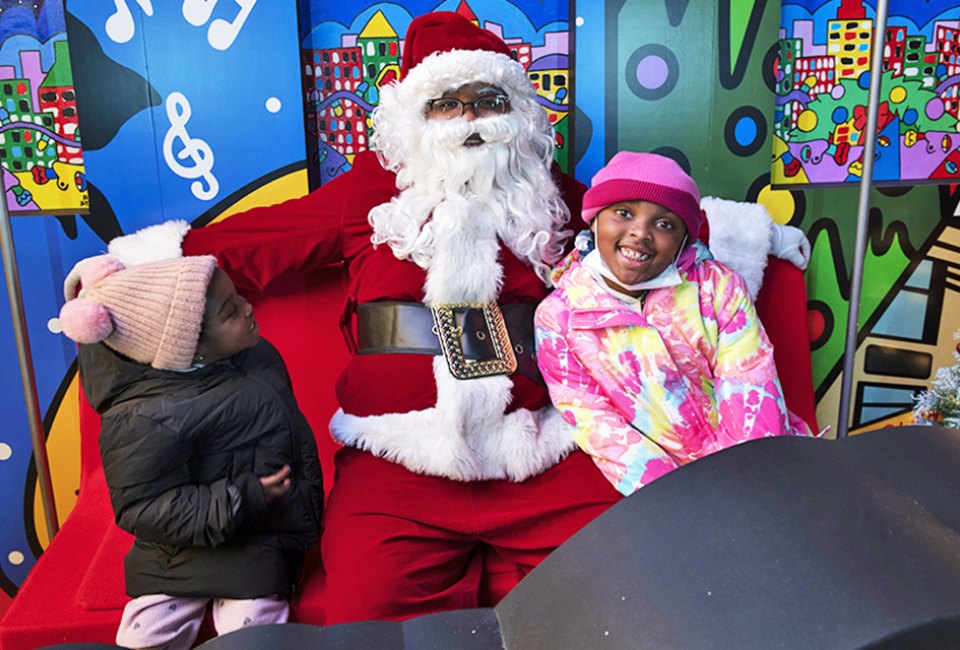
[770,223,811,270]
[259,465,292,503]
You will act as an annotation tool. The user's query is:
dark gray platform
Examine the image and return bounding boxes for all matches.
[47,425,960,649]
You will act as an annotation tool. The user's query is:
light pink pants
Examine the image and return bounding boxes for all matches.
[115,593,289,650]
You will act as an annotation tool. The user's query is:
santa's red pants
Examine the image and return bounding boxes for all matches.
[321,447,621,624]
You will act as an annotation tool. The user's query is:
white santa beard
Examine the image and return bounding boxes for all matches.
[369,112,568,286]
[337,106,579,482]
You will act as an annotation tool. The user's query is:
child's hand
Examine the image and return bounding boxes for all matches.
[259,465,292,503]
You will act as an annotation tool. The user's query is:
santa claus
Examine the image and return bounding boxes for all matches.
[103,11,809,624]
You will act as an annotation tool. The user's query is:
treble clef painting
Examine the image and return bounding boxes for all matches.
[162,91,219,201]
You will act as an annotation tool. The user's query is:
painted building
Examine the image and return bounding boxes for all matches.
[883,25,907,77]
[935,25,960,117]
[37,41,80,166]
[903,35,937,88]
[304,46,370,161]
[794,55,835,100]
[0,77,55,174]
[356,10,400,90]
[507,42,532,69]
[827,17,873,80]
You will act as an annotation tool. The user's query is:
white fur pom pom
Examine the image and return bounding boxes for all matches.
[59,297,114,344]
[108,219,189,267]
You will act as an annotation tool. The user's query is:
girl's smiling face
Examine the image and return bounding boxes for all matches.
[593,200,688,296]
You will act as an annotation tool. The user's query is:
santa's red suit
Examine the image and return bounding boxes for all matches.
[182,13,621,624]
[105,11,805,624]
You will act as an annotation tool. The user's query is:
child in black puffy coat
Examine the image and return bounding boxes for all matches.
[59,254,322,650]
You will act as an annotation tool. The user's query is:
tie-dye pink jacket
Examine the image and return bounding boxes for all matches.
[534,242,813,496]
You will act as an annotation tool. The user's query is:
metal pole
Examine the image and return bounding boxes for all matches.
[836,0,890,438]
[0,199,59,538]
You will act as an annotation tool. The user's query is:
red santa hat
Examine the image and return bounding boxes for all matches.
[400,12,512,78]
[394,11,534,110]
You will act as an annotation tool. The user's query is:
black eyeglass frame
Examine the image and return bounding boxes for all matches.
[424,94,511,118]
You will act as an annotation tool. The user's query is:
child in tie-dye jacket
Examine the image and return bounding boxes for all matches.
[535,152,813,496]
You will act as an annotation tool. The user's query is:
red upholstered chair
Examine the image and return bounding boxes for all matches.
[754,256,820,435]
[0,236,818,648]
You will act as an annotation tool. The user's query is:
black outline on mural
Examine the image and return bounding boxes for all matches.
[624,43,680,101]
[812,214,956,402]
[604,0,627,164]
[807,298,833,351]
[191,161,307,230]
[718,0,767,90]
[853,380,926,429]
[725,105,768,157]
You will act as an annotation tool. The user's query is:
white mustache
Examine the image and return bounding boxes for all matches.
[423,115,518,150]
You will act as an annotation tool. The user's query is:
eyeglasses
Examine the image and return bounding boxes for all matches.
[425,94,510,119]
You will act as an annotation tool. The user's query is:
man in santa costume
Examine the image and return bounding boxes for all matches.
[105,11,809,624]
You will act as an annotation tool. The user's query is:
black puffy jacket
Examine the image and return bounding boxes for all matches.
[80,339,323,599]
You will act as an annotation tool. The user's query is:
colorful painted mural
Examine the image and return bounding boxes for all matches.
[1,0,958,611]
[0,0,308,601]
[0,0,86,214]
[574,0,959,436]
[298,0,570,186]
[773,0,960,186]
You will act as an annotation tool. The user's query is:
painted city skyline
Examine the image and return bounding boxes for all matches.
[774,0,960,186]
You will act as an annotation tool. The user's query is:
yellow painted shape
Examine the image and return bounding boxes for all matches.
[771,135,789,159]
[376,64,401,88]
[358,10,396,39]
[797,109,818,132]
[888,86,907,104]
[208,169,309,225]
[757,183,797,225]
[14,161,89,212]
[32,375,81,549]
[849,411,915,435]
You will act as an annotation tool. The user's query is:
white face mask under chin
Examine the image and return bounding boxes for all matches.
[582,249,683,292]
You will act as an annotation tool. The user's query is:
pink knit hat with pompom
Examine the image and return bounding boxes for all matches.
[59,255,217,370]
[582,152,704,242]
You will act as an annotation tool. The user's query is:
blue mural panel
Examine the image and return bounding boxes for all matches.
[0,0,308,597]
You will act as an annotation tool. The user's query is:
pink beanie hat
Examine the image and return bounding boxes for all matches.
[582,152,704,240]
[59,255,217,370]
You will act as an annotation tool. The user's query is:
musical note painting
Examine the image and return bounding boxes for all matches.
[63,0,306,236]
[774,0,960,187]
[0,0,86,214]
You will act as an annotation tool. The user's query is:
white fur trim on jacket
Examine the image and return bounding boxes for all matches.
[329,357,577,481]
[108,219,189,267]
[700,197,772,299]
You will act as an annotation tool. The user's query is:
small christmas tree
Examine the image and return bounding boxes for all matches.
[913,329,960,428]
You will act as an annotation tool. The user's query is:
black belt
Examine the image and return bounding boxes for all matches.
[356,301,542,384]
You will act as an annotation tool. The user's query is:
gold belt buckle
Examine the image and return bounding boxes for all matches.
[431,301,518,380]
